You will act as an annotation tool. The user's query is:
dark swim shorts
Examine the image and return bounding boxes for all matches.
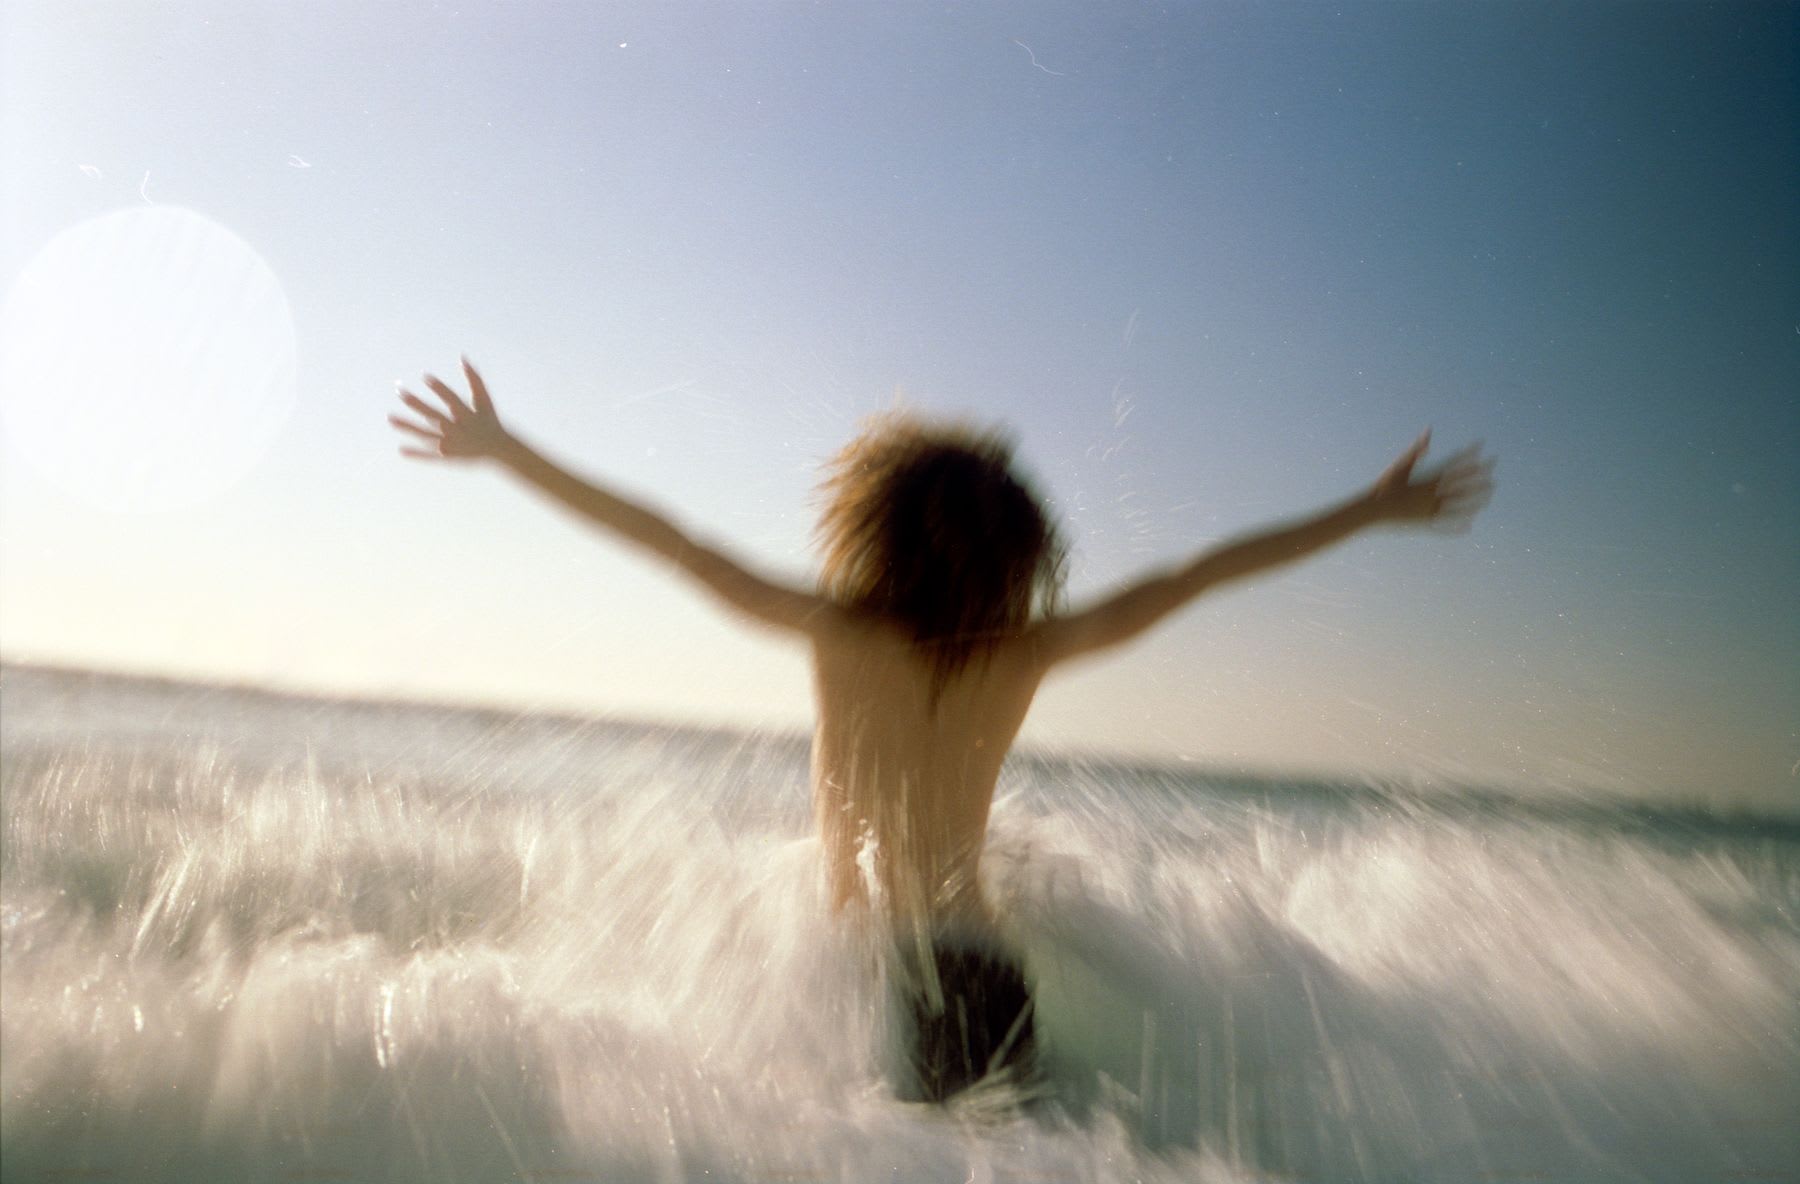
[893,938,1037,1102]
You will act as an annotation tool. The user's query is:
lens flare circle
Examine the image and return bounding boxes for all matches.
[0,206,297,513]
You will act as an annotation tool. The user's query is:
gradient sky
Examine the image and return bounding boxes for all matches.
[2,1,1795,812]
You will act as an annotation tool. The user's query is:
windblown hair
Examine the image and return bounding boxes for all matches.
[816,412,1066,693]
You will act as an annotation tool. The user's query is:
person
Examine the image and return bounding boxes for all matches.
[388,359,1495,1101]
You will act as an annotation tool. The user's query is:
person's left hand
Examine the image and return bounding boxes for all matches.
[389,358,511,462]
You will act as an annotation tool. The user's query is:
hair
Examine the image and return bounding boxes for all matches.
[816,411,1066,694]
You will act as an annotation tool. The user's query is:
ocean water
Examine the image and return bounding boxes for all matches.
[2,665,1796,1184]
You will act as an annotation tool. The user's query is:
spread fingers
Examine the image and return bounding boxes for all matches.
[399,390,451,427]
[388,414,440,443]
[424,374,473,418]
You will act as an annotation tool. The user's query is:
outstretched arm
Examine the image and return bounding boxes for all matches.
[389,360,834,636]
[1030,432,1494,667]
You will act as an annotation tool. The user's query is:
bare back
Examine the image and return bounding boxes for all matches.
[396,368,1493,953]
[809,616,1043,930]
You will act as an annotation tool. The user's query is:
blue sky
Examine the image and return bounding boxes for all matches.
[2,1,1795,811]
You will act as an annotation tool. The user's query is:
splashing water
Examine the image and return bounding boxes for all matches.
[3,666,1796,1183]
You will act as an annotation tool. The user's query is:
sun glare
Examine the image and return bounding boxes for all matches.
[0,207,297,513]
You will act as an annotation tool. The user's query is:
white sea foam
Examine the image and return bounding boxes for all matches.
[3,666,1796,1182]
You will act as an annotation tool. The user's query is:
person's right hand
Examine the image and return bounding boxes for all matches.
[1368,431,1495,530]
[390,357,512,462]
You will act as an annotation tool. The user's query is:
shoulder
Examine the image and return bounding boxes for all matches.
[805,602,903,655]
[1008,617,1070,673]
